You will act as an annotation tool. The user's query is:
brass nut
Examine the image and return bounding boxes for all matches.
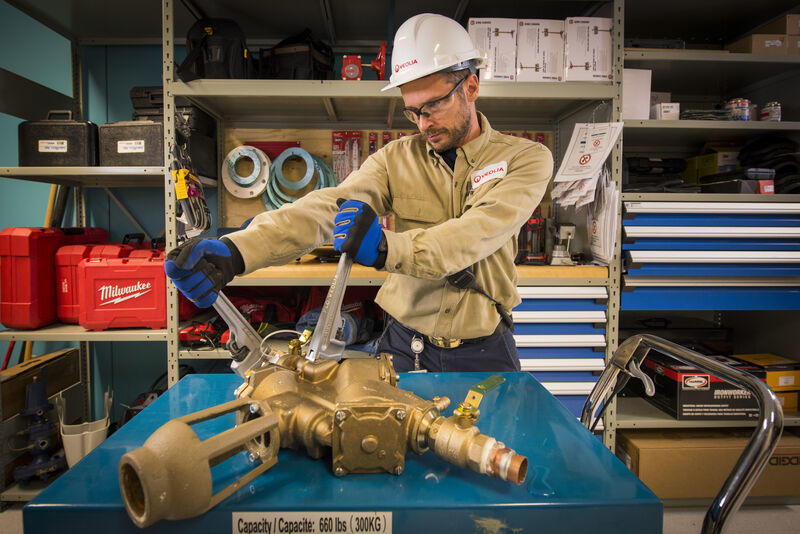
[335,410,347,423]
[394,465,403,475]
[361,436,379,454]
[334,466,345,477]
[248,453,257,463]
[249,403,258,414]
[395,409,407,421]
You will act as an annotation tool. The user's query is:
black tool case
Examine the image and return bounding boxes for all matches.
[18,110,98,166]
[98,121,163,166]
[130,86,191,109]
[132,106,215,137]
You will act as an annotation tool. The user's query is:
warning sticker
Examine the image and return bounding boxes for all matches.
[117,140,146,153]
[232,511,391,534]
[38,140,68,153]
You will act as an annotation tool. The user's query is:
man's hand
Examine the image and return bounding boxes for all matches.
[164,237,243,307]
[333,199,386,268]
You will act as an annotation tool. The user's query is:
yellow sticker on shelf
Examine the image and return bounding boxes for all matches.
[175,168,189,200]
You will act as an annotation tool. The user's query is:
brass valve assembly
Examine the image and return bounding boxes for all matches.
[118,349,527,528]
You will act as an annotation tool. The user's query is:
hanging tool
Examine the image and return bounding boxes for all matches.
[171,145,212,237]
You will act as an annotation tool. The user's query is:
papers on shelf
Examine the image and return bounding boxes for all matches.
[552,121,622,208]
[587,168,618,266]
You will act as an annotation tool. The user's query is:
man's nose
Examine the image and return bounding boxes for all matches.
[418,114,434,132]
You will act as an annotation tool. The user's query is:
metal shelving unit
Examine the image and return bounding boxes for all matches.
[617,397,800,429]
[0,325,168,342]
[624,50,800,96]
[624,120,800,147]
[0,166,168,187]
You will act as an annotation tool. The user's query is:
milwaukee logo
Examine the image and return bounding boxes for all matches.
[98,281,152,306]
[394,59,418,73]
[470,161,507,189]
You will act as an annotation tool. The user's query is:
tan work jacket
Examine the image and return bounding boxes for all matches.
[226,112,553,339]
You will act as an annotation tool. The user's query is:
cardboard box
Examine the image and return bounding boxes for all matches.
[776,391,798,412]
[789,35,800,55]
[682,145,740,184]
[516,19,564,82]
[640,351,762,420]
[650,102,680,120]
[622,69,652,119]
[727,34,788,54]
[650,92,671,106]
[468,18,517,81]
[754,14,800,35]
[730,353,800,392]
[564,17,613,81]
[0,348,80,421]
[616,429,800,499]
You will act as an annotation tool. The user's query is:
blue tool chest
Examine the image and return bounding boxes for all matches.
[622,201,800,311]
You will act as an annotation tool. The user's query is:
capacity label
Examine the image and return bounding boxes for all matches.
[233,511,391,534]
[38,140,68,152]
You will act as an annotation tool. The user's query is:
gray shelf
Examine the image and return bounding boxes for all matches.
[621,193,800,203]
[617,397,800,429]
[0,166,168,187]
[624,50,800,96]
[0,324,168,342]
[170,79,615,128]
[0,480,48,502]
[623,120,800,148]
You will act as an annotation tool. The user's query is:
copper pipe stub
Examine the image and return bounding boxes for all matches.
[489,446,528,485]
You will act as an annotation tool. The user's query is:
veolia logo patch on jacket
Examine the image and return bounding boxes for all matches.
[470,160,507,189]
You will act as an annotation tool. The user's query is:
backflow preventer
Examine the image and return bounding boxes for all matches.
[118,255,527,528]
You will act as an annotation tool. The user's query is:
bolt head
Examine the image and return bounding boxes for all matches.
[393,465,404,476]
[334,466,345,477]
[395,409,407,421]
[249,403,258,414]
[249,453,257,463]
[335,410,347,422]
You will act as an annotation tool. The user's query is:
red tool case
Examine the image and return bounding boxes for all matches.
[54,229,111,324]
[78,256,198,331]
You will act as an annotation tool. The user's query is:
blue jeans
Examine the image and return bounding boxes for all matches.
[374,317,521,372]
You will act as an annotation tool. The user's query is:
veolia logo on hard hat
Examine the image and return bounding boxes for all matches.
[394,59,419,73]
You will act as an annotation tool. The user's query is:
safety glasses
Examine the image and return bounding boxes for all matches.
[402,73,470,124]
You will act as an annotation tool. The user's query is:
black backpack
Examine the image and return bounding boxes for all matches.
[177,18,255,82]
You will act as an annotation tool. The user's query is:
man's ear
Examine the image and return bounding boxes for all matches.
[463,72,480,103]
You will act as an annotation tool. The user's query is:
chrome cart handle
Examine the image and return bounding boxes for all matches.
[582,334,784,534]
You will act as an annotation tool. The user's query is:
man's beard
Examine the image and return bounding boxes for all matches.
[425,106,471,152]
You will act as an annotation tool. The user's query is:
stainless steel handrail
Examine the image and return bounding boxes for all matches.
[582,334,784,534]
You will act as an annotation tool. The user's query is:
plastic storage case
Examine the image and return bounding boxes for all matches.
[132,106,215,137]
[18,110,98,166]
[77,256,197,331]
[130,86,191,109]
[98,121,163,166]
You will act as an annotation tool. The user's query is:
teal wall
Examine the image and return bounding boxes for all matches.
[0,1,217,421]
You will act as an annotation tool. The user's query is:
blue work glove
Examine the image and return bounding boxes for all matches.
[333,199,386,268]
[164,237,244,308]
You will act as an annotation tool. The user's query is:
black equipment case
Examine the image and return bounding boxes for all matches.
[98,121,163,166]
[177,18,254,81]
[18,110,98,166]
[130,86,191,108]
[259,28,334,80]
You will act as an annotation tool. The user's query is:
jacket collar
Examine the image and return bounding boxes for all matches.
[427,111,493,167]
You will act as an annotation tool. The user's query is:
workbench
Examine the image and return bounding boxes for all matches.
[24,372,661,533]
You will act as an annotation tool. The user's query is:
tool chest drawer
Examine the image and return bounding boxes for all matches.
[514,286,607,416]
[622,201,800,311]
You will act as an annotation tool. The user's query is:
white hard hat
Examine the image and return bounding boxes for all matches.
[382,13,486,91]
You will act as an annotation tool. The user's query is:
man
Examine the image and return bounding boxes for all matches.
[165,13,553,373]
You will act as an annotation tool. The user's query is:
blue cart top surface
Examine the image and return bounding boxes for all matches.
[25,372,661,533]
